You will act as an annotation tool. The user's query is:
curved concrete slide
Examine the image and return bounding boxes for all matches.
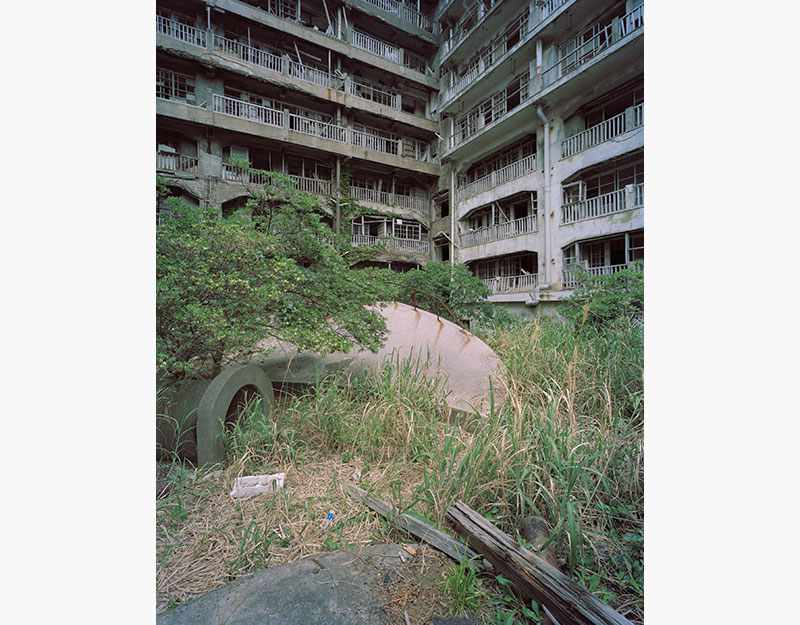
[251,302,506,415]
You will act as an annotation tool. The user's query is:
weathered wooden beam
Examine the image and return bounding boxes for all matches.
[345,483,480,565]
[446,501,634,625]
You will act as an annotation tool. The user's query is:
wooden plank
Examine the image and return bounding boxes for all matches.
[344,483,480,565]
[446,501,634,625]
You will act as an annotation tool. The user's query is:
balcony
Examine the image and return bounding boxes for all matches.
[357,0,435,33]
[460,214,537,248]
[221,163,333,196]
[289,114,347,142]
[442,9,530,107]
[561,183,643,225]
[349,76,401,109]
[156,152,199,174]
[446,3,643,155]
[563,262,641,289]
[213,93,284,126]
[156,15,206,48]
[350,29,428,74]
[441,0,569,61]
[349,186,429,212]
[351,234,429,254]
[456,153,537,203]
[481,273,538,295]
[158,16,432,115]
[561,104,643,159]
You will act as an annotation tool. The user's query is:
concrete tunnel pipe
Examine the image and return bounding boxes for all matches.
[158,365,275,468]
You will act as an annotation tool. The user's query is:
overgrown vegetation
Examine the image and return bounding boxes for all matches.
[561,262,644,329]
[157,316,644,623]
[156,174,388,380]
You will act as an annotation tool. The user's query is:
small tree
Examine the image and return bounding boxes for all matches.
[156,173,388,380]
[561,263,643,329]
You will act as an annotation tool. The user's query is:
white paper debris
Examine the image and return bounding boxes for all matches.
[230,472,285,498]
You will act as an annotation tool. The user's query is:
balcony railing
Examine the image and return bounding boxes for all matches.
[157,16,207,48]
[352,30,402,63]
[349,77,400,109]
[287,59,341,90]
[349,187,429,212]
[620,4,644,37]
[481,273,538,294]
[288,114,347,142]
[447,4,643,152]
[156,152,199,174]
[561,183,643,224]
[403,50,428,74]
[562,103,642,158]
[213,34,283,72]
[457,153,537,202]
[213,94,284,127]
[360,0,435,32]
[442,10,530,104]
[351,234,429,253]
[222,164,333,196]
[351,129,400,155]
[563,262,641,289]
[461,215,537,247]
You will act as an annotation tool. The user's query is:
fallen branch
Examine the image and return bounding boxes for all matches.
[446,501,633,625]
[345,484,480,565]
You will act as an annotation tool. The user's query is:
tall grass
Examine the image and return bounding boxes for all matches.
[158,316,644,622]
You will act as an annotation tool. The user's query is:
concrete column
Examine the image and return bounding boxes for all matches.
[625,105,636,131]
[611,17,621,43]
[335,157,341,238]
[283,108,290,129]
[449,168,456,265]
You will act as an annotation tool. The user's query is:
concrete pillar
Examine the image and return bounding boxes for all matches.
[611,17,621,43]
[625,105,636,131]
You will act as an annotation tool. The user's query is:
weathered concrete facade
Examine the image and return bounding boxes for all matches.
[157,0,644,303]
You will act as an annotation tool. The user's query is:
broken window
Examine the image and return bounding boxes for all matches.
[156,69,196,104]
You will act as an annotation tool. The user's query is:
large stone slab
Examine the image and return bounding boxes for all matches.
[251,302,506,414]
[158,545,418,625]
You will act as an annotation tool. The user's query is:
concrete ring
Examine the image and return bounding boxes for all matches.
[196,365,275,467]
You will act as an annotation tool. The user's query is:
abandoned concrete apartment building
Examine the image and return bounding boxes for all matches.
[156,0,644,317]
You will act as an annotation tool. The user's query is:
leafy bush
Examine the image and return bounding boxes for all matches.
[156,174,388,380]
[561,263,643,328]
[379,261,497,327]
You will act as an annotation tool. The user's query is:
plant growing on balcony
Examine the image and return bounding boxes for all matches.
[156,175,388,381]
[562,262,644,329]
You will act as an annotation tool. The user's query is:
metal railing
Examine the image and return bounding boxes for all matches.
[403,137,430,162]
[222,165,333,196]
[351,30,402,63]
[288,114,347,142]
[457,153,537,202]
[481,273,538,294]
[156,153,199,174]
[620,4,644,37]
[213,94,284,127]
[561,184,643,224]
[443,10,529,104]
[403,50,428,74]
[287,59,341,90]
[349,187,429,212]
[351,234,429,253]
[349,77,400,109]
[461,215,537,247]
[351,129,400,155]
[563,262,640,289]
[157,16,207,48]
[359,0,435,32]
[213,34,283,72]
[561,103,643,158]
[539,0,569,20]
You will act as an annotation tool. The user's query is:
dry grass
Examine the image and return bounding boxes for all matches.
[157,317,644,623]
